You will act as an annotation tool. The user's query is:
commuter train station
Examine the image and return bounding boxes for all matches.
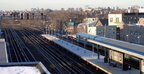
[43,32,144,74]
[77,32,144,74]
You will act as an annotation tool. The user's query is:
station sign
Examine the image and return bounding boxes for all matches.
[109,50,123,64]
[141,60,144,72]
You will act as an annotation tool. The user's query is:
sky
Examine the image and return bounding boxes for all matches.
[0,0,144,11]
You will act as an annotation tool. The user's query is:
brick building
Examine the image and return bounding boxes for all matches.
[119,25,144,45]
[66,21,79,34]
[108,13,144,44]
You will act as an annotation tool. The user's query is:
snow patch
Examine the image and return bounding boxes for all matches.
[0,66,41,74]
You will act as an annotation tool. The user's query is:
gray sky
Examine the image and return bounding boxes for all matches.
[0,0,144,11]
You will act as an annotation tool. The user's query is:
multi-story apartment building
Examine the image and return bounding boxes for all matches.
[120,25,144,45]
[77,21,93,33]
[108,13,144,27]
[77,18,117,39]
[108,13,144,45]
[78,18,108,33]
[88,26,117,39]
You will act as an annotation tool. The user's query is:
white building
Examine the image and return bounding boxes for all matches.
[87,26,117,39]
[139,8,144,13]
[108,14,123,27]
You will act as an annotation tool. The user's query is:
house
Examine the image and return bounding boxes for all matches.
[66,21,79,34]
[87,19,117,39]
[77,21,97,33]
[87,26,116,39]
[77,19,117,39]
[94,19,108,26]
[77,22,87,33]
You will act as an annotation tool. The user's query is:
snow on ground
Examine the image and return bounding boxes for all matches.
[0,66,41,74]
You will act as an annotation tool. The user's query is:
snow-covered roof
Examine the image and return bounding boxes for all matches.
[0,39,7,63]
[85,21,97,26]
[77,32,96,38]
[0,66,41,74]
[88,35,144,59]
[77,32,144,59]
[76,32,108,41]
[0,62,50,74]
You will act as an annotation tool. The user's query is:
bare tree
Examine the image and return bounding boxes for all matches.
[49,11,85,33]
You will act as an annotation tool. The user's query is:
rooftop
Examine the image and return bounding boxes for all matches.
[99,19,108,26]
[0,62,50,74]
[85,21,97,26]
[67,21,79,26]
[0,39,8,63]
[76,32,144,59]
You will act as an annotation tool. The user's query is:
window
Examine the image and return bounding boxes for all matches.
[124,17,126,21]
[116,18,119,23]
[134,31,138,36]
[127,17,130,20]
[130,31,133,35]
[139,32,142,35]
[110,18,113,22]
[130,17,133,20]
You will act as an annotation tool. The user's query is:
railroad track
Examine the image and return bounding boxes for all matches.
[3,25,106,74]
[4,27,36,62]
[20,27,97,74]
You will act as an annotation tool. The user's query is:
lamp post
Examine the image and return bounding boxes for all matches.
[45,25,48,34]
[83,38,86,53]
[48,27,50,34]
[126,34,129,42]
[96,45,100,59]
[49,24,52,35]
[137,35,141,44]
[45,21,48,34]
[77,39,79,50]
[54,29,55,36]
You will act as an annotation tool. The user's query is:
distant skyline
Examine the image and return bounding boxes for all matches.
[0,0,144,11]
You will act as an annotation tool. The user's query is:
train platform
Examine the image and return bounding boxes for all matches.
[42,34,140,74]
[0,39,8,63]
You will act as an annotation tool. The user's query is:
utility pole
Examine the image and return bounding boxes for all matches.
[0,16,2,26]
[104,24,107,37]
[92,44,94,57]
